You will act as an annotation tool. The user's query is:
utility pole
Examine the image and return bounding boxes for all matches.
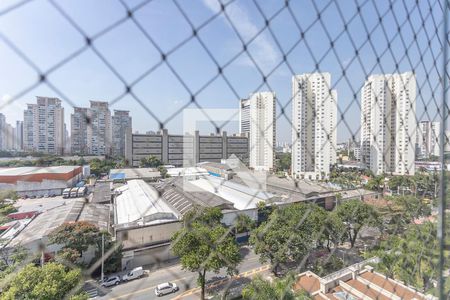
[101,233,104,282]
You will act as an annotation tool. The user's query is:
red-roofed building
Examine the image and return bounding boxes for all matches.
[295,259,436,300]
[0,166,82,197]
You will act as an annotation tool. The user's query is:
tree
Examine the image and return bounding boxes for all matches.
[250,204,326,275]
[311,254,344,276]
[0,244,27,280]
[158,165,169,178]
[0,263,84,300]
[365,175,385,192]
[49,222,101,257]
[275,153,291,171]
[234,214,255,234]
[242,274,312,300]
[139,155,162,168]
[335,200,379,248]
[49,222,122,271]
[322,212,346,251]
[171,207,241,300]
[365,222,437,291]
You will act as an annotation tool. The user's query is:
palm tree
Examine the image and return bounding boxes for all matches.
[242,274,312,300]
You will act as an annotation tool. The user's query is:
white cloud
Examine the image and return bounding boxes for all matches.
[202,0,280,72]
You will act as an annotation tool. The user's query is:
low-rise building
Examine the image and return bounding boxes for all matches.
[295,259,436,300]
[109,168,161,182]
[0,166,82,197]
[113,175,276,269]
[1,198,110,261]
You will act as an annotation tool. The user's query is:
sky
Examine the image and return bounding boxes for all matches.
[0,0,445,143]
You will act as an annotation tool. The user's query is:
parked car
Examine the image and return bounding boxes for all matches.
[100,276,121,287]
[154,282,178,297]
[122,266,144,282]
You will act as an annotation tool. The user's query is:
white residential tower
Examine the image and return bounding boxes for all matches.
[291,73,337,180]
[239,92,276,171]
[360,72,416,175]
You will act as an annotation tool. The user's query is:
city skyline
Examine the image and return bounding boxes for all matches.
[0,1,442,144]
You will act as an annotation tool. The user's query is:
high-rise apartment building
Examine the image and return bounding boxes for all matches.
[23,97,64,154]
[291,73,337,180]
[71,107,89,154]
[112,110,132,158]
[239,92,276,171]
[360,72,416,175]
[0,114,6,151]
[70,101,112,156]
[416,121,440,159]
[15,121,23,150]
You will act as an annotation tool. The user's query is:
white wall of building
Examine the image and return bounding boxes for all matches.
[291,73,337,180]
[360,72,416,175]
[240,92,276,171]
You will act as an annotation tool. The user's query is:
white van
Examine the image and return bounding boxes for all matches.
[122,266,144,282]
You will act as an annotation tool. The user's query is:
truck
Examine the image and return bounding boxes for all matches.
[77,186,87,197]
[62,188,71,198]
[70,188,79,198]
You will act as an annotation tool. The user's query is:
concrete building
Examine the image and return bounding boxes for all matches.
[114,177,272,269]
[1,198,109,262]
[417,121,440,159]
[125,129,248,167]
[291,73,337,180]
[0,113,5,150]
[5,123,14,151]
[112,110,132,158]
[15,121,23,150]
[23,97,64,155]
[360,72,416,175]
[71,107,89,154]
[71,101,112,155]
[0,166,82,197]
[239,92,276,171]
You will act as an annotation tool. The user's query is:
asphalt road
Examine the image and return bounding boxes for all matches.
[97,247,265,300]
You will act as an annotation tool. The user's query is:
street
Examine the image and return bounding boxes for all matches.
[97,248,267,300]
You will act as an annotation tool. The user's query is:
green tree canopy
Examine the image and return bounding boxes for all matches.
[322,211,346,251]
[48,221,121,272]
[335,200,380,248]
[171,207,241,300]
[48,221,101,256]
[242,274,312,300]
[0,263,83,300]
[139,155,162,168]
[365,222,438,291]
[250,204,327,275]
[233,213,256,234]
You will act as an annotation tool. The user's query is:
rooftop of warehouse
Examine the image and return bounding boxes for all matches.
[0,166,81,176]
[188,175,277,210]
[197,162,233,171]
[4,198,110,248]
[109,168,161,180]
[114,179,179,227]
[154,178,235,215]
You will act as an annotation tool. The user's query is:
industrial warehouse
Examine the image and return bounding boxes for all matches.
[0,166,85,197]
[0,163,377,271]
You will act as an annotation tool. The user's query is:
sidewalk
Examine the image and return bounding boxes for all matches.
[174,265,270,300]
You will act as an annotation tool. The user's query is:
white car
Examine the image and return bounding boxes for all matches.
[154,282,179,297]
[122,266,144,282]
[100,276,121,287]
